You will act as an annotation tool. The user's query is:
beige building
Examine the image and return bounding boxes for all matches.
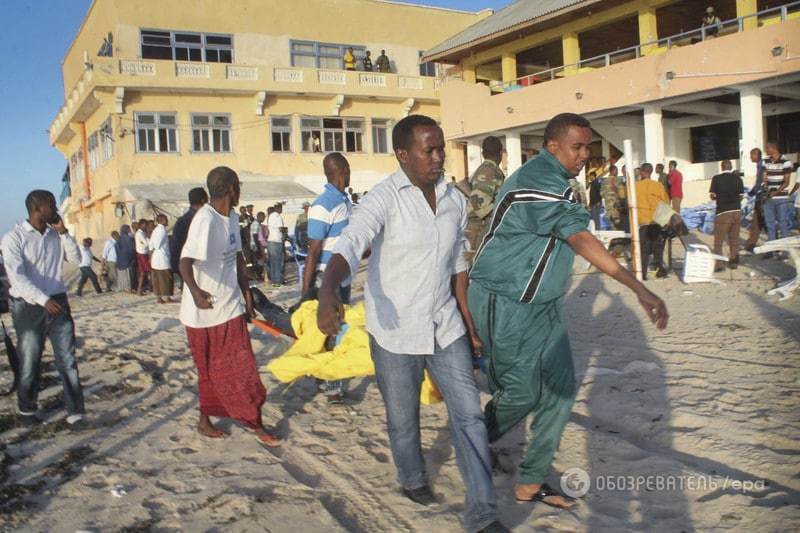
[50,0,490,238]
[424,0,800,206]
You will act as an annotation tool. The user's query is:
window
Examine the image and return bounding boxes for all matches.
[70,150,84,189]
[690,121,738,163]
[372,119,390,153]
[191,114,231,153]
[419,51,437,77]
[100,118,114,161]
[271,116,292,152]
[140,29,233,63]
[88,132,100,171]
[344,119,363,152]
[135,112,178,153]
[301,117,322,152]
[290,40,365,69]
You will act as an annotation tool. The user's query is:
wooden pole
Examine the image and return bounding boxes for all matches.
[624,139,642,281]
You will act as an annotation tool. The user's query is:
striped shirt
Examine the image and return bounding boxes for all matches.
[763,157,793,196]
[308,183,352,280]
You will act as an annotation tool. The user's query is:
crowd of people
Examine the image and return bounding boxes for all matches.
[4,108,799,532]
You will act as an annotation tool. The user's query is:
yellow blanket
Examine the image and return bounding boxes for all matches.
[265,300,442,404]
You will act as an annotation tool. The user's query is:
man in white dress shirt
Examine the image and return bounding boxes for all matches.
[101,231,119,291]
[1,190,86,428]
[317,116,505,532]
[134,218,151,296]
[149,214,174,304]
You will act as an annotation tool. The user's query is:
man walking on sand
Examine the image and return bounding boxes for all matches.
[101,231,119,292]
[317,115,506,533]
[134,218,151,295]
[179,166,281,448]
[468,113,668,509]
[1,190,87,429]
[149,214,174,304]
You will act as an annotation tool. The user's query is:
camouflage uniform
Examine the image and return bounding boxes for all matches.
[465,160,505,263]
[601,177,621,229]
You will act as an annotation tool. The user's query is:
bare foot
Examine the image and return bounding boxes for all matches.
[253,427,281,448]
[516,483,575,509]
[165,297,175,303]
[197,415,228,438]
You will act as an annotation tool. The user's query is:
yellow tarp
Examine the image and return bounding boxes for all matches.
[265,300,442,405]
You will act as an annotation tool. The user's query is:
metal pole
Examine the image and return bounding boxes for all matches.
[624,139,642,281]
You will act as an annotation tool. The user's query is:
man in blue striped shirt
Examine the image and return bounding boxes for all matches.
[303,152,353,405]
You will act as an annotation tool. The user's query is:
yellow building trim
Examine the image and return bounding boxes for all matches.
[737,0,758,31]
[562,32,580,77]
[638,7,659,55]
[463,65,477,84]
[501,52,517,84]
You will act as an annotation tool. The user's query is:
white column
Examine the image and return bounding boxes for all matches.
[739,85,763,181]
[291,113,302,153]
[643,104,664,170]
[466,140,481,176]
[363,117,373,154]
[504,131,522,175]
[601,137,611,161]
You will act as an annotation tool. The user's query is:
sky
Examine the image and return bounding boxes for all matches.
[0,0,513,236]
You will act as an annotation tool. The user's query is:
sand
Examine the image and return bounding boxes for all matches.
[0,236,798,532]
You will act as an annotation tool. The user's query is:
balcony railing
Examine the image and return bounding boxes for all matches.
[493,0,800,93]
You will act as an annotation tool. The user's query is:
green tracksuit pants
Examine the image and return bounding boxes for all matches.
[468,283,576,485]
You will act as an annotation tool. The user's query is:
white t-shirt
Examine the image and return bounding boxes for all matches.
[148,224,171,270]
[134,229,149,254]
[267,212,284,243]
[79,247,93,268]
[179,205,244,328]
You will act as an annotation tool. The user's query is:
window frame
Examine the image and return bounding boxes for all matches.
[134,112,180,154]
[100,117,114,162]
[190,113,232,154]
[372,119,391,154]
[419,51,437,77]
[270,116,292,153]
[290,40,366,70]
[300,116,366,153]
[140,28,234,63]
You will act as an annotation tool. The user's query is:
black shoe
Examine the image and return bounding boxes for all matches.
[17,414,42,427]
[402,485,437,506]
[745,244,755,253]
[655,267,668,278]
[728,258,739,270]
[714,266,726,273]
[478,521,511,533]
[66,415,90,432]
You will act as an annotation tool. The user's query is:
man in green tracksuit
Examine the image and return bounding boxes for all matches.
[468,113,669,508]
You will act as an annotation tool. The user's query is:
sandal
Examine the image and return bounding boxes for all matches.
[516,483,576,509]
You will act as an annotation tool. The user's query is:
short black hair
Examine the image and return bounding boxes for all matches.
[640,163,653,173]
[392,115,439,151]
[543,113,591,145]
[669,160,678,167]
[25,190,55,214]
[765,140,779,149]
[207,166,238,199]
[481,136,503,158]
[138,218,148,225]
[188,186,208,206]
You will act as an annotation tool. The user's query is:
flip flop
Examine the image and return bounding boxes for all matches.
[252,431,282,448]
[199,429,228,439]
[516,483,576,509]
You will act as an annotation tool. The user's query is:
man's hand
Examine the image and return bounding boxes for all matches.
[51,216,68,235]
[317,287,344,336]
[190,288,214,310]
[635,286,669,330]
[244,289,256,319]
[43,298,64,315]
[468,331,483,358]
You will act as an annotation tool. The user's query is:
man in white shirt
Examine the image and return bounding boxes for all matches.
[0,190,86,428]
[317,116,504,532]
[134,218,151,296]
[77,237,103,296]
[266,203,286,287]
[179,166,280,448]
[149,214,174,304]
[101,231,119,292]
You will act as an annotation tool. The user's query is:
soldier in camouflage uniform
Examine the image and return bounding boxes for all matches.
[465,136,505,264]
[601,164,622,229]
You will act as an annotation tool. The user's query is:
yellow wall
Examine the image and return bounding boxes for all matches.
[64,0,489,94]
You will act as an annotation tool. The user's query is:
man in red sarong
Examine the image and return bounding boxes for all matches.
[179,166,281,448]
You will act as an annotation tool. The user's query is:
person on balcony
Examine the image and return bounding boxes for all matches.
[362,50,373,71]
[702,6,721,37]
[343,47,356,71]
[375,49,391,73]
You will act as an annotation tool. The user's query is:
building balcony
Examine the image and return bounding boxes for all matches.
[439,16,800,140]
[49,56,440,145]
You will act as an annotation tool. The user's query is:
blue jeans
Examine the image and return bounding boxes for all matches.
[763,196,792,241]
[590,204,602,230]
[325,283,351,396]
[370,334,497,532]
[77,266,102,295]
[11,295,85,416]
[267,241,284,284]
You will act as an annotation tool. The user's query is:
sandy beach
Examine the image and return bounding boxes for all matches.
[1,235,798,532]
